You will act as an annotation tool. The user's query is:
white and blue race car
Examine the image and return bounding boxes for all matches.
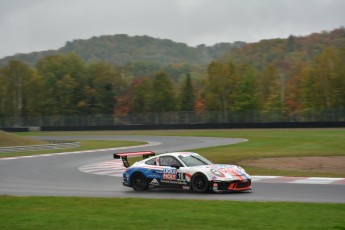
[114,151,251,193]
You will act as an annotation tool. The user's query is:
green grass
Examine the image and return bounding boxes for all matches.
[18,129,345,161]
[0,196,344,230]
[1,130,344,229]
[15,129,345,177]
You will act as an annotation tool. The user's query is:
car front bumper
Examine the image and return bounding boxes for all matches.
[212,179,252,191]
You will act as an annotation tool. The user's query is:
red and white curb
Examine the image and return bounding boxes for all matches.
[78,160,126,177]
[78,160,345,185]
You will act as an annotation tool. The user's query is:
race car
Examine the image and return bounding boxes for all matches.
[114,151,251,193]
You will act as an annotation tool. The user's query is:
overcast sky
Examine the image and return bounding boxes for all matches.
[1,0,344,58]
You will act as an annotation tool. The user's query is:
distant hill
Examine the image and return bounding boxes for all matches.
[1,28,344,69]
[225,27,345,69]
[0,34,245,66]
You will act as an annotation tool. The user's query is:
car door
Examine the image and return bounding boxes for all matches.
[158,156,190,188]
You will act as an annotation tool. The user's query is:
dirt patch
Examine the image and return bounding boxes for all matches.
[240,156,345,174]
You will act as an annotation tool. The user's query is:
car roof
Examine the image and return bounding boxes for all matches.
[156,152,198,157]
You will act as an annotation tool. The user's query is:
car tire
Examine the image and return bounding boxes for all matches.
[191,173,209,193]
[131,173,149,191]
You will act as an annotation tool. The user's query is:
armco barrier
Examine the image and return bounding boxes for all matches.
[1,127,28,132]
[0,142,80,153]
[39,121,345,131]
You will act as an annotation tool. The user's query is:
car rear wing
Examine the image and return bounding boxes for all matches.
[113,151,156,168]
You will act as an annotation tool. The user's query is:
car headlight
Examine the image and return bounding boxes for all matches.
[210,169,224,177]
[236,166,246,172]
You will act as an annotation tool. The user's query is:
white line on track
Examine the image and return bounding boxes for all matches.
[0,141,161,161]
[251,175,345,185]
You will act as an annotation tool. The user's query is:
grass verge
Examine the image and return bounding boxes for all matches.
[0,131,46,147]
[16,128,345,177]
[0,196,344,230]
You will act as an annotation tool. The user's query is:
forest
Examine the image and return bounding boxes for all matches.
[0,28,344,126]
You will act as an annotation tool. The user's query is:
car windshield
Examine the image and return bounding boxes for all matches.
[178,154,212,167]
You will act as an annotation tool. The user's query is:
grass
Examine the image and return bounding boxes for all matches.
[189,129,345,177]
[1,130,344,229]
[15,128,345,177]
[0,196,344,230]
[18,129,345,161]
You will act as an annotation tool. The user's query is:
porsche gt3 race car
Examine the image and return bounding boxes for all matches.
[114,151,251,193]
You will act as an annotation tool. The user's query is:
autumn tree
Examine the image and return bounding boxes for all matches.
[258,65,284,112]
[129,77,152,113]
[284,61,306,116]
[302,48,342,109]
[332,46,345,108]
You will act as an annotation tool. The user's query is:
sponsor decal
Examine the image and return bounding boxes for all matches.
[163,173,177,180]
[162,168,177,180]
[150,179,160,186]
[161,169,189,185]
[148,173,161,178]
[161,180,187,185]
[163,168,177,174]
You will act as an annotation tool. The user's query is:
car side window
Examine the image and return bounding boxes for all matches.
[159,156,182,167]
[145,157,157,165]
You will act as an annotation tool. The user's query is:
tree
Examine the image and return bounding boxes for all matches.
[284,61,306,116]
[302,47,342,109]
[1,60,33,125]
[86,62,126,114]
[149,72,176,112]
[204,60,238,122]
[129,77,152,113]
[332,46,345,108]
[56,75,79,115]
[17,69,46,118]
[258,65,282,112]
[36,53,86,116]
[178,73,195,111]
[232,64,259,111]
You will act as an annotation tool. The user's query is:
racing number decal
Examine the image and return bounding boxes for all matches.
[177,172,186,181]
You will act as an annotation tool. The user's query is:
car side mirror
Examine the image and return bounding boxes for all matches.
[171,164,180,169]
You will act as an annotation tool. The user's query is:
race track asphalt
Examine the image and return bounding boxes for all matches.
[0,135,344,203]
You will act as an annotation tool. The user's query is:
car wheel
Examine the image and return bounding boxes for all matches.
[191,173,209,193]
[131,173,149,191]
